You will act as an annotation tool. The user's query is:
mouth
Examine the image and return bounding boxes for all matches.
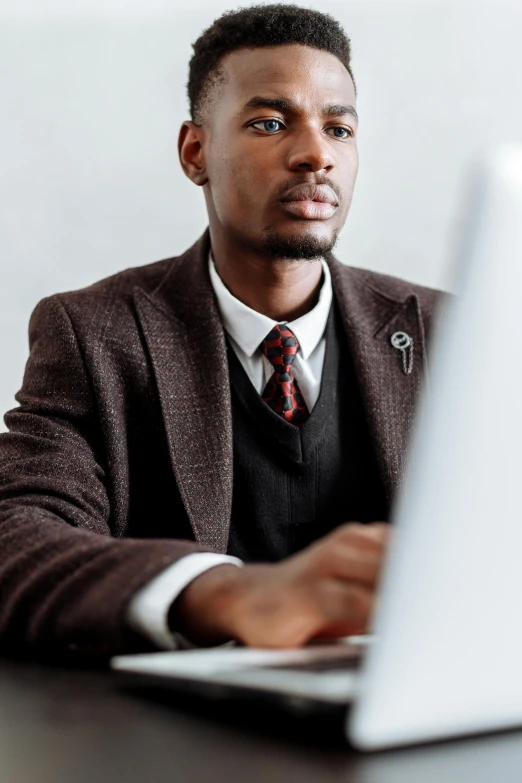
[280,183,339,221]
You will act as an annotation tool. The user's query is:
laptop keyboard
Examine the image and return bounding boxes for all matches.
[262,655,362,674]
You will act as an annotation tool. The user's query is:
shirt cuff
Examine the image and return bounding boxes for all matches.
[126,553,243,650]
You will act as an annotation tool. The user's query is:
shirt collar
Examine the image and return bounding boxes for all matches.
[208,252,332,360]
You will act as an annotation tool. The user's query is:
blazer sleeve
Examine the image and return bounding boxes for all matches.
[0,295,209,664]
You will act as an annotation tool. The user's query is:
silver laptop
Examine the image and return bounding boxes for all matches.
[112,146,522,751]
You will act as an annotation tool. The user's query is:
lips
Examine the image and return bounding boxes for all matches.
[280,183,339,220]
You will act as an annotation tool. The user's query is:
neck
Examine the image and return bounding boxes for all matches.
[209,230,324,322]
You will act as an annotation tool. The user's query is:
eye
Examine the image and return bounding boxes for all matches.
[251,119,285,133]
[327,127,353,139]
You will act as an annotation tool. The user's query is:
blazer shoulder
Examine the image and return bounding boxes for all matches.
[336,262,446,314]
[27,254,187,352]
[54,255,181,310]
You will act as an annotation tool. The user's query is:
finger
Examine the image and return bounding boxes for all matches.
[313,580,375,637]
[322,542,384,586]
[242,581,375,647]
[329,521,391,550]
[310,527,388,585]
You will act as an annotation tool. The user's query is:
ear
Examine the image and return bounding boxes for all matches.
[178,121,208,186]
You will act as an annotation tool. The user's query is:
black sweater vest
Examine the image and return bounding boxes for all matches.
[226,300,389,562]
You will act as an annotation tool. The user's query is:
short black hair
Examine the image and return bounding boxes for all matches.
[188,4,355,123]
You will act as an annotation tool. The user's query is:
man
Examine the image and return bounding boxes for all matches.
[0,5,441,662]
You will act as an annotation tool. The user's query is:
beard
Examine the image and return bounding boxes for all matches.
[260,226,339,260]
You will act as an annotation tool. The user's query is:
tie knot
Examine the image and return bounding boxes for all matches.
[262,324,299,371]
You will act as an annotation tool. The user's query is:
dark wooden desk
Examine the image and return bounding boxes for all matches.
[1,657,521,783]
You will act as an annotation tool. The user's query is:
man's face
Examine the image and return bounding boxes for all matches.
[200,44,358,259]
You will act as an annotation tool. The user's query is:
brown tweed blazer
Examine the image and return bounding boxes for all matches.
[0,230,442,663]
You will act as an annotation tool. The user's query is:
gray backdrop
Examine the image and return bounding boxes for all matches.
[1,0,519,427]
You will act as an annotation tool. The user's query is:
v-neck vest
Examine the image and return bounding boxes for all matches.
[225,297,389,562]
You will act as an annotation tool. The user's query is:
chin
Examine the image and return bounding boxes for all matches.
[261,224,339,261]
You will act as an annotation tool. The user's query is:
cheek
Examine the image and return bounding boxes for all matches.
[339,147,359,196]
[208,144,274,223]
[351,147,360,178]
[352,149,359,177]
[339,144,358,174]
[211,164,253,224]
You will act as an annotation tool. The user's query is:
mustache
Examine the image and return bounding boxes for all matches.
[275,175,343,204]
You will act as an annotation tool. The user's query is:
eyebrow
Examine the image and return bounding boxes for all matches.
[242,96,359,122]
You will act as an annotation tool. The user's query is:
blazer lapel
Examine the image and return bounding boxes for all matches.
[133,232,233,552]
[328,257,427,501]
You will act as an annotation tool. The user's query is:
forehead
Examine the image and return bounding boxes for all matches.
[218,44,356,110]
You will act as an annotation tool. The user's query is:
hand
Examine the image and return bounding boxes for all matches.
[170,522,390,647]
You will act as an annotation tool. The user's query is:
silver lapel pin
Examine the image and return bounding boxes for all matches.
[390,331,414,376]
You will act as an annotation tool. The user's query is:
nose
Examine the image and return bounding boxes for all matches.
[286,128,334,173]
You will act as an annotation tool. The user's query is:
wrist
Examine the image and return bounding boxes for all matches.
[168,563,245,646]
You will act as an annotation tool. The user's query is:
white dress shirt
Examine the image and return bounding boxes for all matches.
[126,255,333,650]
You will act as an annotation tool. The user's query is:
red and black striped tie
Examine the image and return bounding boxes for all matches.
[261,324,309,426]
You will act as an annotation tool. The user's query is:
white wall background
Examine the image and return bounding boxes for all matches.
[0,0,520,426]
